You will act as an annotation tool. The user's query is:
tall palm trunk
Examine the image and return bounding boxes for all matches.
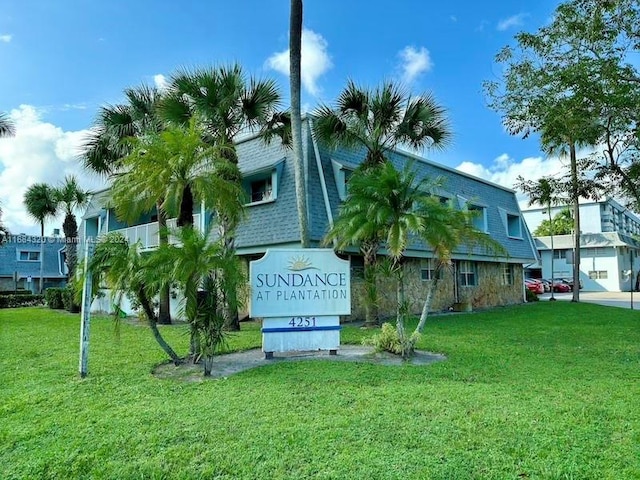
[570,142,581,302]
[157,202,172,324]
[290,0,309,247]
[219,215,241,331]
[361,240,379,327]
[177,185,194,227]
[39,222,45,293]
[62,213,78,279]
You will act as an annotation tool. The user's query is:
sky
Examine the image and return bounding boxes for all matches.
[0,0,571,235]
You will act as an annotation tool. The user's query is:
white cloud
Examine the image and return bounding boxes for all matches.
[153,74,169,92]
[398,46,433,85]
[455,152,566,207]
[0,34,12,43]
[0,105,106,235]
[497,13,527,31]
[265,28,332,97]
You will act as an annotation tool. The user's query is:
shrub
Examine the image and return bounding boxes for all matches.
[525,288,539,303]
[45,288,65,309]
[364,322,420,358]
[0,294,45,308]
[62,284,81,313]
[0,290,33,296]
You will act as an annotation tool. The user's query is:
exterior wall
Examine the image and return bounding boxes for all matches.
[349,259,524,321]
[580,204,602,233]
[538,245,640,292]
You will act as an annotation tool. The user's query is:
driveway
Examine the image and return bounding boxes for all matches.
[539,291,640,310]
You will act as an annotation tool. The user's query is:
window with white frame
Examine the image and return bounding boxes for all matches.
[553,249,569,260]
[249,177,273,203]
[506,214,522,238]
[18,251,40,261]
[501,263,514,285]
[468,205,487,232]
[331,159,356,201]
[583,247,609,257]
[458,260,477,286]
[420,258,442,281]
[242,160,283,206]
[589,270,608,279]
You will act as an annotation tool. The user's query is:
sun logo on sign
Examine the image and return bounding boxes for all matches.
[288,255,318,271]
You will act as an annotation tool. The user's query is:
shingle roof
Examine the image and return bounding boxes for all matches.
[0,236,68,279]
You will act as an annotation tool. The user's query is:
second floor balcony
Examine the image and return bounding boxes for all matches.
[111,214,202,250]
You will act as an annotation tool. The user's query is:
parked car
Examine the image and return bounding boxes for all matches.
[525,278,544,295]
[553,278,583,291]
[552,280,572,293]
[539,279,552,292]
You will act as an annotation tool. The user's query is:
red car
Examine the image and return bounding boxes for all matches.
[525,278,544,295]
[552,280,572,293]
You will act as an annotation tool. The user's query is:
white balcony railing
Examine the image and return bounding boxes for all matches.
[112,214,201,250]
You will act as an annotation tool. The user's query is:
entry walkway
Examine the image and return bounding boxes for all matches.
[540,291,640,310]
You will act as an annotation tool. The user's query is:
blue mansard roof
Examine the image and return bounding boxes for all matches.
[80,118,537,264]
[234,118,537,263]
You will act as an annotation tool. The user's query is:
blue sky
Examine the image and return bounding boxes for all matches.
[0,0,567,235]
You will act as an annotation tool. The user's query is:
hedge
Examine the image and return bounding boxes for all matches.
[0,290,34,296]
[0,294,45,308]
[45,288,65,309]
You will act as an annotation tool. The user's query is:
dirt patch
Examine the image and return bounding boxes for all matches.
[153,346,446,381]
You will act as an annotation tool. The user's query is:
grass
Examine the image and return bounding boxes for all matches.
[1,303,639,479]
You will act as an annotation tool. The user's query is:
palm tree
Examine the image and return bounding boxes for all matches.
[0,202,8,241]
[324,169,384,326]
[24,183,58,293]
[150,226,237,375]
[334,161,502,358]
[316,80,452,326]
[515,176,562,301]
[89,232,181,365]
[162,65,282,329]
[111,118,244,232]
[55,175,90,279]
[82,84,173,324]
[289,0,309,247]
[112,119,245,339]
[0,112,15,137]
[313,80,452,169]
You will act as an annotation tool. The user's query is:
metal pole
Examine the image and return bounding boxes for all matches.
[631,250,634,310]
[79,241,94,378]
[548,208,556,301]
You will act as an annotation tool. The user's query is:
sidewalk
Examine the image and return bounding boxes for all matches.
[539,291,640,310]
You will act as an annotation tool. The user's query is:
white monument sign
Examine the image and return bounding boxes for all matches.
[249,249,351,357]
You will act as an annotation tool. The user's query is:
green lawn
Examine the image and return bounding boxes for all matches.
[1,304,639,479]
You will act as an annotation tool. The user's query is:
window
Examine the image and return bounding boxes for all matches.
[468,205,487,232]
[583,247,608,257]
[350,256,365,279]
[332,159,357,201]
[589,270,608,279]
[242,159,283,206]
[250,177,273,203]
[553,249,569,260]
[420,259,441,281]
[501,263,514,285]
[19,251,40,261]
[507,214,522,238]
[458,260,477,286]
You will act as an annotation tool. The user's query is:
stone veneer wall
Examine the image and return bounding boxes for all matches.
[348,259,525,321]
[241,256,525,322]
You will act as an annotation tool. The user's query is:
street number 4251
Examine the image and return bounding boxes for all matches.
[289,317,316,327]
